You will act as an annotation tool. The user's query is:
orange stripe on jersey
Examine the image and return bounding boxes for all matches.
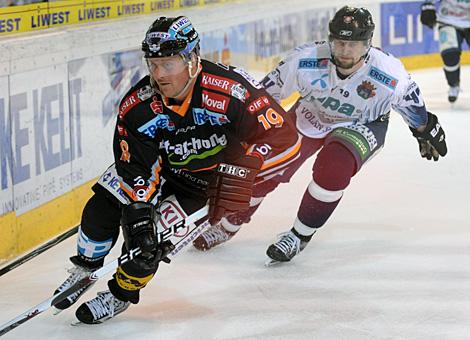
[250,135,302,171]
[162,85,195,117]
[120,185,138,202]
[119,159,162,202]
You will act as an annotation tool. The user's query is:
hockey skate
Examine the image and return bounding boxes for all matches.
[448,85,460,103]
[265,231,309,266]
[74,290,130,325]
[192,221,238,251]
[53,256,98,312]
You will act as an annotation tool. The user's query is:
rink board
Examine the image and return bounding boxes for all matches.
[0,0,469,263]
[0,0,236,36]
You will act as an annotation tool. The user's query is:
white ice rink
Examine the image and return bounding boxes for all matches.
[1,66,469,340]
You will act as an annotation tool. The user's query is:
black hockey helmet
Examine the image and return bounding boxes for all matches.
[142,16,200,58]
[329,6,375,41]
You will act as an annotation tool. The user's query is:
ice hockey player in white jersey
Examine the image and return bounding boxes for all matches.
[421,0,470,102]
[193,6,448,264]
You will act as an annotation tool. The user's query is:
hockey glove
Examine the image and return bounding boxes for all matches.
[121,201,158,257]
[207,155,263,225]
[121,202,175,265]
[420,2,436,28]
[410,112,447,161]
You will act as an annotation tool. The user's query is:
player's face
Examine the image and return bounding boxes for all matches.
[148,55,190,98]
[330,39,368,69]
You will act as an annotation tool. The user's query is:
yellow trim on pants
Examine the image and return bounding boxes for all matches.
[116,266,155,291]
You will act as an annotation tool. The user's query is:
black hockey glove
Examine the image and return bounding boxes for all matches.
[420,2,436,28]
[410,112,447,161]
[121,201,174,263]
[207,155,263,225]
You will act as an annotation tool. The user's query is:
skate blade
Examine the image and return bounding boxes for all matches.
[264,258,286,267]
[71,320,82,326]
[52,307,64,315]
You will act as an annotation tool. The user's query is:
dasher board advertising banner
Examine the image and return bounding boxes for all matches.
[8,64,76,215]
[0,76,13,216]
[67,51,146,186]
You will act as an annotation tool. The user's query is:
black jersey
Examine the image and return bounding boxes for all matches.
[114,59,300,203]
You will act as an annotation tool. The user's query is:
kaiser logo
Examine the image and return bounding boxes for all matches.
[118,93,139,119]
[201,73,232,92]
[202,90,229,113]
[201,73,248,102]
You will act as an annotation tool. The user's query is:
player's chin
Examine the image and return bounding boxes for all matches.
[335,58,355,69]
[159,84,174,97]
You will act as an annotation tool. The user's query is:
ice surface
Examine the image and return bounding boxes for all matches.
[0,66,469,340]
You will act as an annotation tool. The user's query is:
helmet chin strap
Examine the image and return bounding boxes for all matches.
[171,55,201,100]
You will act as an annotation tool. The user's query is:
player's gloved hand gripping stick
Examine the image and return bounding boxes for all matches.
[0,198,210,337]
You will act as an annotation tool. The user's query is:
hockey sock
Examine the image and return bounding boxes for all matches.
[441,49,461,86]
[295,142,356,234]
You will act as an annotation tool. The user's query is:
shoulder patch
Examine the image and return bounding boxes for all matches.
[233,67,262,89]
[356,81,377,100]
[137,85,155,101]
[247,96,270,114]
[201,72,249,102]
[118,90,141,120]
[368,66,398,90]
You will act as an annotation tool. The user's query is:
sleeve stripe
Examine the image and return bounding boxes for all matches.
[258,134,301,171]
[119,158,163,202]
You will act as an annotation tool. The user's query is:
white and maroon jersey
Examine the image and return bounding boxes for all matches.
[435,0,470,29]
[261,42,429,139]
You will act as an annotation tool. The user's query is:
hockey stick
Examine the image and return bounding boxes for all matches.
[0,204,210,337]
[0,226,79,277]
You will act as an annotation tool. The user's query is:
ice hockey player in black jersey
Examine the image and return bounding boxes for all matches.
[52,16,300,324]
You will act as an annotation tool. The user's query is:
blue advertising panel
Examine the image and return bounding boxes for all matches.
[200,6,335,68]
[381,1,438,57]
